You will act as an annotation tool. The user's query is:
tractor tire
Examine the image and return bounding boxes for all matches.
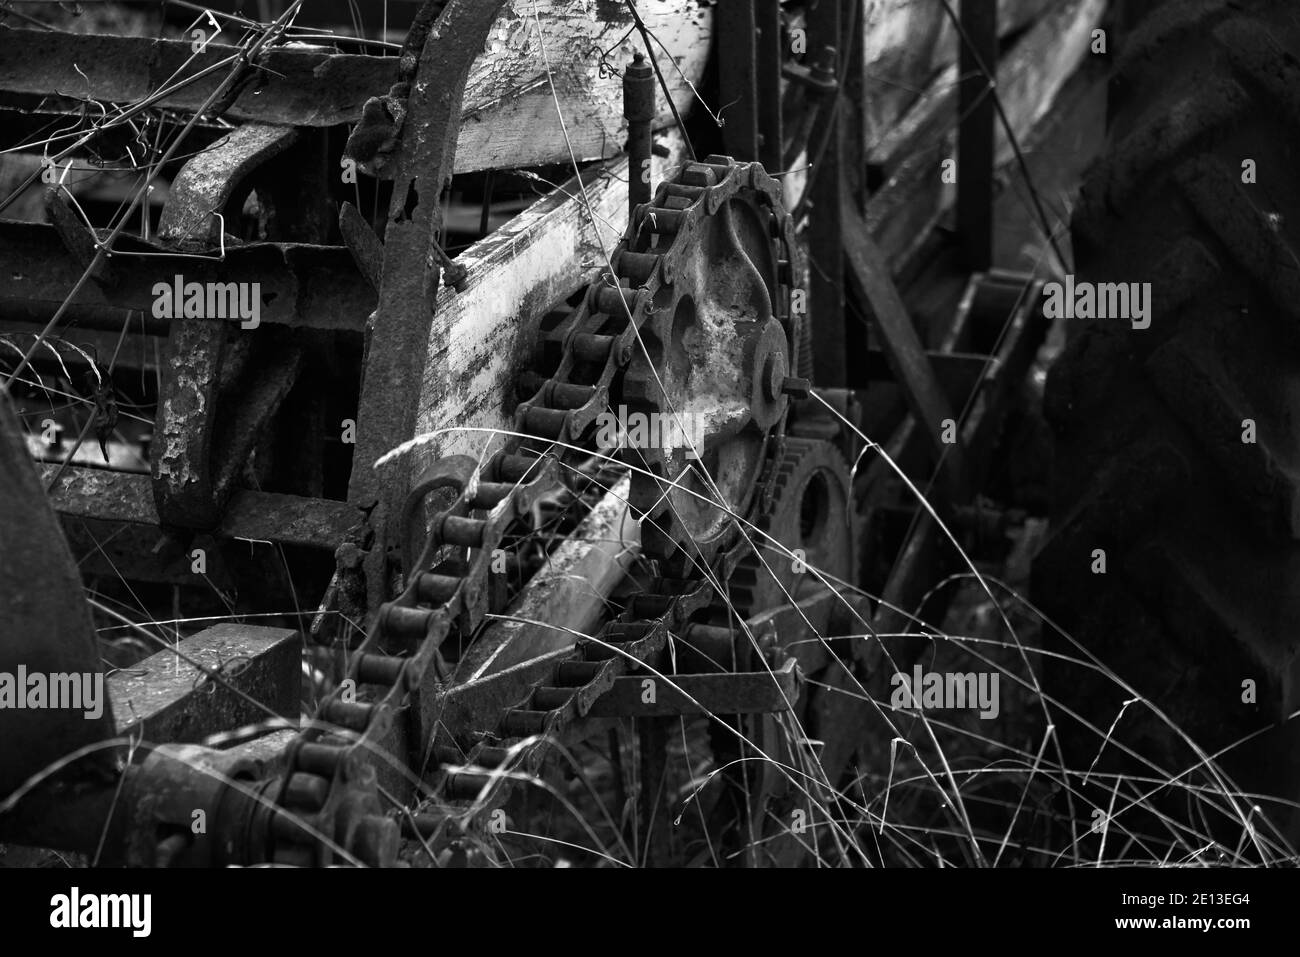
[1034,0,1300,844]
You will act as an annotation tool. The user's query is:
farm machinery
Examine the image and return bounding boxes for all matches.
[0,0,1110,866]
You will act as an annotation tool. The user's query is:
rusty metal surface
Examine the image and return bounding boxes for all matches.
[255,156,799,864]
[120,742,291,867]
[152,319,305,531]
[0,29,394,128]
[0,222,373,334]
[0,0,1059,865]
[349,0,509,612]
[153,317,227,528]
[110,623,299,743]
[618,158,795,568]
[338,202,385,292]
[39,464,360,549]
[157,124,300,248]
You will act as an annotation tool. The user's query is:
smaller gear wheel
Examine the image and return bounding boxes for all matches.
[730,437,854,644]
[705,437,856,865]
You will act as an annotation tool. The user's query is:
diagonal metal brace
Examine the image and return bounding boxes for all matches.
[842,202,970,500]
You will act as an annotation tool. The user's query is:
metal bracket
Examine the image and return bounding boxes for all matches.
[157,123,299,249]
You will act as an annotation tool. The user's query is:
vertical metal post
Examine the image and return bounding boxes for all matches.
[623,51,655,220]
[718,1,760,162]
[840,0,865,205]
[957,0,997,271]
[348,0,508,616]
[807,0,845,388]
[755,0,784,171]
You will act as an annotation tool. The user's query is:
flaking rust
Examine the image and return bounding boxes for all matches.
[156,372,207,488]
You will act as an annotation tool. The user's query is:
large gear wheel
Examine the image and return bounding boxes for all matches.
[612,156,800,572]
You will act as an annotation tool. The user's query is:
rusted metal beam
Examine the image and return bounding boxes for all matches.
[0,6,710,174]
[0,222,373,334]
[152,320,306,531]
[349,0,508,617]
[157,124,300,249]
[38,464,361,550]
[842,202,969,500]
[110,623,299,743]
[152,317,227,529]
[0,31,391,127]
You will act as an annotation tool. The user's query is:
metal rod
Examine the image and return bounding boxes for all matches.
[957,0,997,271]
[623,51,655,222]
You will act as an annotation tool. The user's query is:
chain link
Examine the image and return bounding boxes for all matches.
[269,157,798,865]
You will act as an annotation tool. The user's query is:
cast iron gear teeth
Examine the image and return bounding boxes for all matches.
[728,436,854,621]
[614,155,801,572]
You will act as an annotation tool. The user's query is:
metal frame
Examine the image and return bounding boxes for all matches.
[0,0,1056,866]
